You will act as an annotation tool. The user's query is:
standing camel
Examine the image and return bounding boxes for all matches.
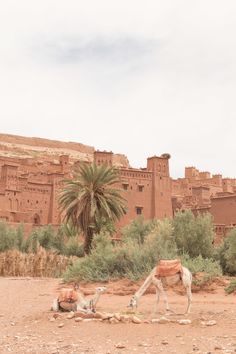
[128,261,192,315]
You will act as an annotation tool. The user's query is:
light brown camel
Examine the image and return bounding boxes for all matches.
[52,285,107,313]
[128,265,192,315]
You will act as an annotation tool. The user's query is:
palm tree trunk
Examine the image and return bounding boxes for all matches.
[84,228,94,254]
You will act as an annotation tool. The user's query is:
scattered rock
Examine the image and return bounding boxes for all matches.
[151,319,160,324]
[49,317,56,322]
[115,343,126,349]
[214,345,223,350]
[101,313,114,320]
[94,312,104,319]
[143,319,151,324]
[151,316,170,324]
[193,344,199,351]
[177,319,192,325]
[52,313,60,319]
[66,311,75,319]
[161,340,169,345]
[158,316,170,324]
[132,315,142,324]
[75,312,95,319]
[109,317,120,324]
[138,342,151,347]
[114,313,121,321]
[120,315,131,323]
[74,317,83,322]
[58,323,64,328]
[205,320,217,326]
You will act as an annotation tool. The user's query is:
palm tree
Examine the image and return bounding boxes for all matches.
[58,163,127,254]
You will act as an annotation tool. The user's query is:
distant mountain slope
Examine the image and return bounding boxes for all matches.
[0,133,129,167]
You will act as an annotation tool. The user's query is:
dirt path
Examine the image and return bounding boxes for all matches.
[0,277,235,354]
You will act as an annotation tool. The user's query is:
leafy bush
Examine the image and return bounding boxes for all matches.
[225,279,236,294]
[146,219,177,260]
[26,225,57,252]
[63,237,84,257]
[122,217,156,244]
[218,228,236,275]
[0,222,16,252]
[0,222,26,252]
[64,220,178,282]
[180,254,222,287]
[173,211,214,258]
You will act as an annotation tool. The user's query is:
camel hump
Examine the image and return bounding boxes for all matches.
[155,259,183,278]
[58,288,78,303]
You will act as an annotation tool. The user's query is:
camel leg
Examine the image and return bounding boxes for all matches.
[153,286,160,316]
[160,287,170,314]
[153,278,170,314]
[185,285,192,314]
[76,304,93,313]
[51,298,59,312]
[182,273,192,314]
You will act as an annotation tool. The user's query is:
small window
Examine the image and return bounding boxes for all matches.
[138,185,144,192]
[122,182,129,190]
[136,207,143,215]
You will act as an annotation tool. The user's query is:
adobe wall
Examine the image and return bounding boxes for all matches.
[210,195,236,226]
[0,142,172,235]
[0,133,235,243]
[118,168,153,228]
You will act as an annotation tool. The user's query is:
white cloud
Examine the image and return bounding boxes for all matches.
[0,0,236,178]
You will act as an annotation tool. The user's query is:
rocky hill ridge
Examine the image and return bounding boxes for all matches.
[0,133,129,167]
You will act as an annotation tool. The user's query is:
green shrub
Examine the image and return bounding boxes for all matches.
[146,219,177,260]
[181,253,222,276]
[122,217,156,244]
[218,228,236,275]
[63,232,116,282]
[0,222,16,251]
[225,279,236,294]
[181,254,222,286]
[173,211,214,258]
[63,220,178,282]
[63,237,84,257]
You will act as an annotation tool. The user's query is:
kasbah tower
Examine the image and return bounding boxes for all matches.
[0,133,236,242]
[94,151,172,230]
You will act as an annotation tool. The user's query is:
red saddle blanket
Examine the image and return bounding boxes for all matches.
[155,259,183,278]
[58,288,78,303]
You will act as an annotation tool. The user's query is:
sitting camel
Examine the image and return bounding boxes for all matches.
[52,284,107,313]
[128,260,192,315]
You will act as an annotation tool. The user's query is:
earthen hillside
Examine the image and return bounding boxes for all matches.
[0,133,129,167]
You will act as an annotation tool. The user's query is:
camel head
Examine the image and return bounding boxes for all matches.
[128,295,138,309]
[95,286,107,294]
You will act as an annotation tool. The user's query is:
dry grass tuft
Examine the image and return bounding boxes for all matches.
[0,247,75,277]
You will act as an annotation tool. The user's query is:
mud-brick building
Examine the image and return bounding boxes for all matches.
[94,151,172,229]
[172,166,236,242]
[0,155,70,233]
[0,150,173,234]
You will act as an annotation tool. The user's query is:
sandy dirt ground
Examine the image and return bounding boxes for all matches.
[0,277,235,354]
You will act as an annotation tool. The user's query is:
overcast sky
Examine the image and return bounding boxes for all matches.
[0,1,236,178]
